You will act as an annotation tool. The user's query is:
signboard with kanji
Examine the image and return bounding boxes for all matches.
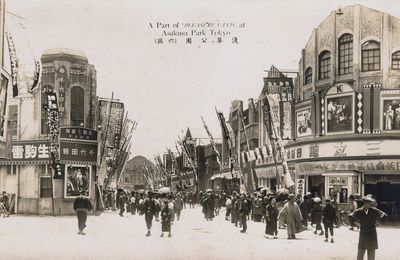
[60,127,98,141]
[11,141,50,161]
[296,178,305,197]
[60,141,98,163]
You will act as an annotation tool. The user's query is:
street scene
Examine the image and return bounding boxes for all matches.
[0,206,398,260]
[0,0,400,259]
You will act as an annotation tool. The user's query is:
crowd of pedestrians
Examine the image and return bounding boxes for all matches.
[74,187,387,260]
[101,189,196,238]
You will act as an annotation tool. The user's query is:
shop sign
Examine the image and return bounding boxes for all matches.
[60,141,98,163]
[309,144,319,158]
[296,159,400,175]
[60,127,98,141]
[11,141,50,160]
[296,178,305,197]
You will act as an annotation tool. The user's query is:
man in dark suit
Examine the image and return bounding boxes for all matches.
[349,196,386,260]
[73,191,93,235]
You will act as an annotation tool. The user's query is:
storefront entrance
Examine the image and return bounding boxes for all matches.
[308,175,325,197]
[365,175,400,221]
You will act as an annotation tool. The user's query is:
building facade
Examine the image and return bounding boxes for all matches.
[287,5,400,216]
[0,49,99,215]
[122,156,154,191]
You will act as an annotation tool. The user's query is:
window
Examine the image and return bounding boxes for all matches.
[338,34,353,75]
[7,165,17,175]
[362,41,380,71]
[40,177,53,198]
[70,86,85,126]
[319,51,331,80]
[41,85,54,134]
[392,51,400,70]
[304,67,312,85]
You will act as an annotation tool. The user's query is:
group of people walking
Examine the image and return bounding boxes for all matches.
[116,190,189,237]
[73,187,387,260]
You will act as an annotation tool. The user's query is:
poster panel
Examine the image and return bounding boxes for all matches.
[296,108,312,138]
[65,165,91,198]
[326,95,353,133]
[382,99,400,131]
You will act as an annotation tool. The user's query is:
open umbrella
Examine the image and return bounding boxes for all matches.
[158,187,171,194]
[206,189,213,193]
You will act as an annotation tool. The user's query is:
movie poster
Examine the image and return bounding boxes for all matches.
[296,108,312,138]
[326,95,353,133]
[64,165,91,198]
[382,99,400,131]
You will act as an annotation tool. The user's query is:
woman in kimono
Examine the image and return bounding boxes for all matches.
[279,194,303,239]
[349,196,386,260]
[160,200,172,237]
[265,197,279,239]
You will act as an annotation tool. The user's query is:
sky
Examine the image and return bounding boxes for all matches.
[5,0,400,160]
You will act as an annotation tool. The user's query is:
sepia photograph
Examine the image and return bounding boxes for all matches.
[0,0,400,259]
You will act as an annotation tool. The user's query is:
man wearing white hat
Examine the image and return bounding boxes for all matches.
[349,196,386,260]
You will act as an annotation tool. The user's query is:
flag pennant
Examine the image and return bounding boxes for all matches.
[201,116,221,167]
[6,15,41,97]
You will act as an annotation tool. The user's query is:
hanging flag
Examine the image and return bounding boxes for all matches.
[5,32,18,97]
[201,116,221,168]
[265,94,295,188]
[261,146,268,159]
[255,148,262,160]
[143,163,154,190]
[5,15,41,97]
[45,92,63,179]
[215,108,230,144]
[226,123,236,149]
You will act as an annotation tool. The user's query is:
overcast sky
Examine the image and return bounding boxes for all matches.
[6,0,400,160]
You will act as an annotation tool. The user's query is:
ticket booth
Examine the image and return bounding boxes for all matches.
[323,171,359,210]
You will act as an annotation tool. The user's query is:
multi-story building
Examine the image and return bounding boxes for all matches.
[197,142,222,191]
[285,5,400,217]
[0,49,99,215]
[122,156,153,191]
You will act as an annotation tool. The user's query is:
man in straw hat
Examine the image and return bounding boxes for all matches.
[349,196,386,260]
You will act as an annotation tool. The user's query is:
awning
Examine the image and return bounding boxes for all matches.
[209,173,224,180]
